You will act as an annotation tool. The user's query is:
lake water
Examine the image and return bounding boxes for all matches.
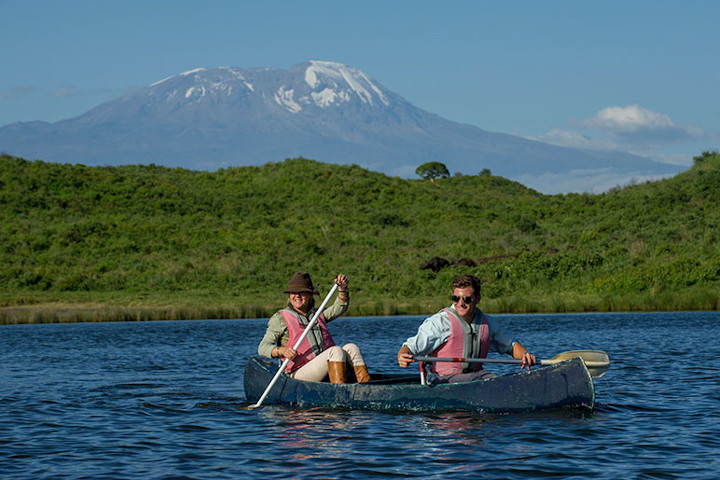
[2,311,719,479]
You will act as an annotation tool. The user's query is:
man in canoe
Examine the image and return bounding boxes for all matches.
[258,272,371,384]
[397,274,536,384]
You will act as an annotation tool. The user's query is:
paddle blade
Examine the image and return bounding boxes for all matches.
[547,350,610,379]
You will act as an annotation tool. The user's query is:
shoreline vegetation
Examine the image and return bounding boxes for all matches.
[2,286,719,325]
[2,152,719,325]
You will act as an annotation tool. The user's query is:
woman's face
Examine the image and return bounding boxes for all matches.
[289,291,313,313]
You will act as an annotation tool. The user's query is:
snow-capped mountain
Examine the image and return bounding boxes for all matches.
[0,60,680,193]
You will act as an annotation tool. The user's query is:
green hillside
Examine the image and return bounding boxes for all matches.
[1,151,719,323]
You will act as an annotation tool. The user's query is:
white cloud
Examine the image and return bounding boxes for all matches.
[539,129,592,147]
[536,128,616,151]
[515,169,677,195]
[536,104,710,162]
[520,104,714,191]
[583,104,674,132]
[580,104,700,145]
[649,152,698,166]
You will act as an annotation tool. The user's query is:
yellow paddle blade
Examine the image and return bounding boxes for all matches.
[546,350,610,378]
[550,349,609,364]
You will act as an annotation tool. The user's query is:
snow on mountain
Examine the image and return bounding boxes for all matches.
[141,61,390,115]
[0,60,682,193]
[304,60,389,107]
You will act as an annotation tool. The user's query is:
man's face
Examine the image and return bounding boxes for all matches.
[452,286,478,320]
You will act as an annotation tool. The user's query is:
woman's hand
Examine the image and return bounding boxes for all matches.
[334,274,349,290]
[277,346,297,360]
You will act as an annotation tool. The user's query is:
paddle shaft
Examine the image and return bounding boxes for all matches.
[250,283,339,408]
[414,356,608,368]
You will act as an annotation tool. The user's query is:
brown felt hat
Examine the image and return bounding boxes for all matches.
[283,272,319,294]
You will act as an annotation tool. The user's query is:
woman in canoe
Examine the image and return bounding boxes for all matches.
[397,274,536,384]
[258,271,370,384]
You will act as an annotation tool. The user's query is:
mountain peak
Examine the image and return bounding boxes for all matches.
[145,61,391,113]
[150,67,208,87]
[303,60,389,107]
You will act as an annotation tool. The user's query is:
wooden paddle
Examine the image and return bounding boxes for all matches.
[249,283,340,409]
[414,349,610,379]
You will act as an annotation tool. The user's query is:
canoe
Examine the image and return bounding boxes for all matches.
[243,355,595,413]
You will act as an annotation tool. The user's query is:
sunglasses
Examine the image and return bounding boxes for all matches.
[451,295,475,304]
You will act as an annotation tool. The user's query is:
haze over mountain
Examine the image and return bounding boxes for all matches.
[0,60,681,193]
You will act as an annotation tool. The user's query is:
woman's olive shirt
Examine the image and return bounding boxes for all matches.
[257,296,349,358]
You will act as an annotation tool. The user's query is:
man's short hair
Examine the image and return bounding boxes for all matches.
[452,274,481,296]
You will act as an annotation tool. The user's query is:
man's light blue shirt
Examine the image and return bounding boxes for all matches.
[403,306,516,356]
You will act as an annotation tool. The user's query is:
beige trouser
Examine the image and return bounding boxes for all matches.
[289,344,365,382]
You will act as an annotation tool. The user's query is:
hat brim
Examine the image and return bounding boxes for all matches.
[283,287,319,294]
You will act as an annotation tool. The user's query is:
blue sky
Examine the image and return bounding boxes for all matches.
[2,0,718,169]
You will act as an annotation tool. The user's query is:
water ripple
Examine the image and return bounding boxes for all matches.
[2,314,719,479]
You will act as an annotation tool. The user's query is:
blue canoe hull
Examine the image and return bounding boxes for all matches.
[243,356,594,413]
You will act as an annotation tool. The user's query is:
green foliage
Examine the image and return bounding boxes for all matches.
[693,150,718,165]
[415,161,449,180]
[1,151,719,322]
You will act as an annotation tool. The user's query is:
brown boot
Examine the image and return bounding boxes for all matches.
[327,361,347,384]
[353,365,371,383]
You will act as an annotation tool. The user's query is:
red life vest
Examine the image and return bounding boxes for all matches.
[280,308,336,373]
[429,308,489,375]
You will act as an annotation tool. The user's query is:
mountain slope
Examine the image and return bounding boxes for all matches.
[0,60,681,192]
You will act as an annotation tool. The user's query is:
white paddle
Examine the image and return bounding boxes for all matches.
[249,283,339,409]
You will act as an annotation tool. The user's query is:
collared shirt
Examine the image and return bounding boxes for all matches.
[403,306,516,356]
[258,296,349,358]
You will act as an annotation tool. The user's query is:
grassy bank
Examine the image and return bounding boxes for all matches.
[1,151,719,324]
[2,285,718,325]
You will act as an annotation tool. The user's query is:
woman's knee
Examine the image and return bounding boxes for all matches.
[342,343,359,355]
[342,343,365,364]
[326,345,347,362]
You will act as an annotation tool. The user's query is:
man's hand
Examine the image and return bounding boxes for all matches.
[397,345,414,368]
